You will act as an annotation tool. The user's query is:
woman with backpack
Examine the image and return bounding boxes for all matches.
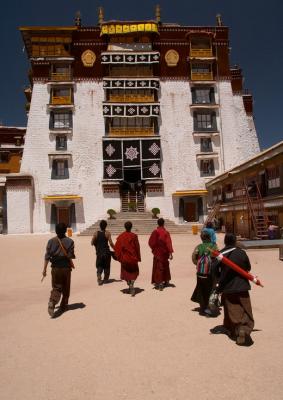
[191,231,218,316]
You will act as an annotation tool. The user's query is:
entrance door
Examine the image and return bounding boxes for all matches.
[57,207,70,226]
[184,202,196,222]
[121,168,144,212]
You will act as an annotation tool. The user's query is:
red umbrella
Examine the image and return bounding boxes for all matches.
[210,249,264,287]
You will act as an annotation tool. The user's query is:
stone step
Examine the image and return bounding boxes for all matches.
[79,214,202,235]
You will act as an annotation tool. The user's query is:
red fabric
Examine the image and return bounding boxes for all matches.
[115,231,141,281]
[148,227,173,284]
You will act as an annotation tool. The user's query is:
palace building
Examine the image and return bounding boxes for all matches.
[12,7,260,234]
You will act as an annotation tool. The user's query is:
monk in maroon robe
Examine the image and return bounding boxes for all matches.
[115,221,141,296]
[148,218,173,290]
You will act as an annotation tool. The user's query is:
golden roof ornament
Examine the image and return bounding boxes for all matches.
[216,14,223,26]
[98,7,104,25]
[155,4,161,23]
[75,11,81,27]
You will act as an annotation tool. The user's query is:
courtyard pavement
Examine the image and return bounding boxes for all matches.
[0,232,282,400]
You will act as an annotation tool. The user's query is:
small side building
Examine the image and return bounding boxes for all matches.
[0,126,33,234]
[206,141,283,239]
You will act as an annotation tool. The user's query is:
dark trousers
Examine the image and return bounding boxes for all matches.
[222,292,254,337]
[96,254,111,280]
[49,267,71,307]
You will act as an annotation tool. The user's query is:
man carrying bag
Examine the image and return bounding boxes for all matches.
[42,223,75,317]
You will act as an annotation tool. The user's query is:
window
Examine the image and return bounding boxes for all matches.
[200,159,215,177]
[191,63,211,73]
[267,167,280,189]
[50,112,72,129]
[56,136,67,150]
[200,138,212,152]
[191,38,211,49]
[0,152,9,163]
[112,117,151,128]
[194,112,217,131]
[51,160,69,179]
[53,88,70,97]
[192,87,215,104]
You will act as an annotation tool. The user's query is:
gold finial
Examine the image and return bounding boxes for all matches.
[75,11,81,27]
[98,7,104,25]
[155,4,161,23]
[216,14,223,26]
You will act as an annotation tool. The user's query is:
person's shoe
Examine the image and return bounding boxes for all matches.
[210,325,230,335]
[48,301,55,318]
[164,281,170,287]
[97,274,103,286]
[204,308,213,316]
[158,284,164,291]
[129,281,135,297]
[236,330,254,346]
[59,304,67,313]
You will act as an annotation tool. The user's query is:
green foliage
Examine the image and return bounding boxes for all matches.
[107,209,116,219]
[128,201,137,211]
[151,207,160,217]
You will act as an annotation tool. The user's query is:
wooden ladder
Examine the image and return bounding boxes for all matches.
[204,202,221,226]
[244,181,269,239]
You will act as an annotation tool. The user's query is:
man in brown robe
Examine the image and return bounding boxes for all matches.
[210,233,254,346]
[115,221,141,297]
[148,218,173,291]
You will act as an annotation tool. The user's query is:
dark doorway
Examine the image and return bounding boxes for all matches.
[121,168,144,212]
[184,202,196,222]
[123,168,141,184]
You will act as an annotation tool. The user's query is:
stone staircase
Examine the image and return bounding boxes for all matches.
[79,212,202,236]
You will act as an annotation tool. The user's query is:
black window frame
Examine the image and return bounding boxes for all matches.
[194,111,217,132]
[49,111,73,129]
[200,159,215,177]
[51,159,69,179]
[56,135,67,150]
[191,87,215,104]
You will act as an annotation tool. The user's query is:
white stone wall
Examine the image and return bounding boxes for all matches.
[217,81,260,170]
[146,81,217,221]
[18,78,261,232]
[6,187,32,233]
[20,81,113,233]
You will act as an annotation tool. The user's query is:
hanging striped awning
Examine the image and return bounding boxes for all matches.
[172,190,208,197]
[43,195,82,202]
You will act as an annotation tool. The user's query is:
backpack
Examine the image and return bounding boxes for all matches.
[196,243,213,276]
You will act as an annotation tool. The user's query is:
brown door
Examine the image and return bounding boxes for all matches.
[57,207,70,226]
[185,202,196,222]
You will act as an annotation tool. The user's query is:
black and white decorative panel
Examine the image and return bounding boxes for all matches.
[101,52,160,64]
[102,104,160,117]
[123,140,141,166]
[103,140,122,160]
[103,161,123,180]
[142,139,161,160]
[103,78,160,90]
[142,160,162,179]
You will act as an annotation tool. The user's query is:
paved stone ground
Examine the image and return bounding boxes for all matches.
[0,233,283,400]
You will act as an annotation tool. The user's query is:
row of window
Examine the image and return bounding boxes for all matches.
[51,159,215,179]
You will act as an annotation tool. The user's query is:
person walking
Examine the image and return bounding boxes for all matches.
[115,221,141,296]
[210,233,255,346]
[148,218,173,291]
[202,221,217,245]
[91,220,115,285]
[191,231,217,316]
[42,223,75,317]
